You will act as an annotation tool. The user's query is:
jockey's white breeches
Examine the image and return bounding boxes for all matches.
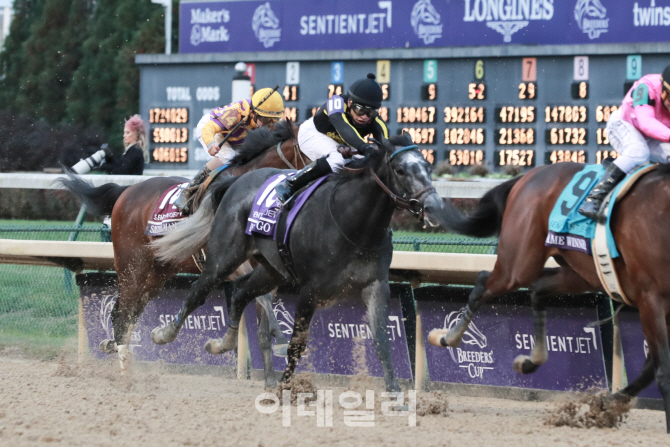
[298,117,348,172]
[608,109,670,173]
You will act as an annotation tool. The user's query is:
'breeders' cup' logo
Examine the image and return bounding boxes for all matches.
[574,0,609,39]
[444,308,495,379]
[253,2,281,48]
[411,0,443,44]
[189,7,231,46]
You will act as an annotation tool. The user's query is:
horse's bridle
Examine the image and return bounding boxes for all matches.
[345,144,436,220]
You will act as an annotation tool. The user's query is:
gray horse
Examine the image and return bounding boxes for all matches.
[149,134,444,392]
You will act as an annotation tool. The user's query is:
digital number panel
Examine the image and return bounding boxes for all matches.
[596,105,619,122]
[444,106,485,123]
[152,127,189,144]
[596,128,609,145]
[596,150,618,164]
[495,106,535,123]
[468,83,486,100]
[518,82,537,100]
[152,147,188,163]
[149,108,188,124]
[545,128,587,145]
[283,107,299,121]
[544,106,587,123]
[328,84,343,98]
[545,149,587,164]
[282,85,299,102]
[400,127,436,145]
[396,107,437,124]
[495,149,535,167]
[444,128,485,145]
[449,149,485,166]
[497,128,535,145]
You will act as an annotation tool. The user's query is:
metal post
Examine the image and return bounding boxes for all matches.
[237,313,250,380]
[64,205,87,292]
[611,310,626,391]
[411,279,428,392]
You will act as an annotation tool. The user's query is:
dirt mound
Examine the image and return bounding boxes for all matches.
[545,391,635,429]
[277,373,317,405]
[416,391,450,417]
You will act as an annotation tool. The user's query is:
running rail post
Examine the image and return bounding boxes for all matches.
[412,279,429,392]
[237,313,250,380]
[611,311,626,391]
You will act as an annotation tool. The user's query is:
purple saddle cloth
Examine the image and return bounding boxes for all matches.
[245,173,329,242]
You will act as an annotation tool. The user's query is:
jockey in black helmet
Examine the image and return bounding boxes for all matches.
[275,73,389,205]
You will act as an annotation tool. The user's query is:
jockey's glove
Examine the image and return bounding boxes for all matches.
[359,143,377,157]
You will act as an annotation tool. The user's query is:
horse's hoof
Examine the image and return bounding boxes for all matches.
[99,339,117,354]
[443,329,464,348]
[151,322,179,345]
[427,329,448,347]
[513,355,540,374]
[117,344,131,372]
[204,338,226,354]
[273,343,288,357]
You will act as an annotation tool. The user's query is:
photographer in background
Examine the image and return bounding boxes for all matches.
[70,115,148,175]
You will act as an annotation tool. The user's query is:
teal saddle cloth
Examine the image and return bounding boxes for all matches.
[546,164,651,258]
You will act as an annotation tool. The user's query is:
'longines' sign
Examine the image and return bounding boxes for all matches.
[180,0,669,53]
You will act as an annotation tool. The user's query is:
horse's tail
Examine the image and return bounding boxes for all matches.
[54,172,129,216]
[437,176,522,238]
[151,176,239,263]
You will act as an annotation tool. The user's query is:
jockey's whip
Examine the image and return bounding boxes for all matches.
[218,85,280,149]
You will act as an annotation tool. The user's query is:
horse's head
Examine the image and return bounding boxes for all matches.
[375,133,443,227]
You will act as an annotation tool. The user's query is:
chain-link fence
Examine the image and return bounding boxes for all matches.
[0,223,498,354]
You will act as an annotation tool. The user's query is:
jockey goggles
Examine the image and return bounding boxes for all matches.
[257,114,280,125]
[350,102,378,118]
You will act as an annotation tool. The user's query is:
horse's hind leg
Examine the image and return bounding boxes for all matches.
[256,302,278,389]
[513,266,592,374]
[637,294,670,433]
[150,245,247,345]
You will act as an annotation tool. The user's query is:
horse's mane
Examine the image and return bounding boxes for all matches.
[229,120,300,166]
[333,133,415,180]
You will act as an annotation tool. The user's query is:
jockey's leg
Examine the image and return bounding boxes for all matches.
[578,109,648,222]
[275,157,333,205]
[175,143,235,215]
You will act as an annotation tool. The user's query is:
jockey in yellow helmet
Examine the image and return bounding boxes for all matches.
[176,88,284,215]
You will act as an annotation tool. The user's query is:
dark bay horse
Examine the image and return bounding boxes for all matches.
[425,161,670,432]
[57,121,307,387]
[149,134,444,392]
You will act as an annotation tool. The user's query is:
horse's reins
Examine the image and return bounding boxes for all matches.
[344,144,435,219]
[329,144,434,249]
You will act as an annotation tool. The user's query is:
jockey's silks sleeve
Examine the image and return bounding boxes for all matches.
[201,99,257,148]
[621,74,670,143]
[316,94,389,151]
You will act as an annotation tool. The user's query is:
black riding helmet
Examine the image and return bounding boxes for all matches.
[662,64,670,94]
[347,73,383,109]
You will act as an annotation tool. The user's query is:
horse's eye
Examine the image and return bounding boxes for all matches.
[396,168,405,175]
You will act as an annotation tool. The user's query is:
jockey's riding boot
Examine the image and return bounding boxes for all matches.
[275,158,332,206]
[578,163,626,223]
[174,166,211,215]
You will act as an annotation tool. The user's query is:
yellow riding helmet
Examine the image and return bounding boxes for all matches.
[252,88,284,118]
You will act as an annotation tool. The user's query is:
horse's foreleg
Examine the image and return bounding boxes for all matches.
[364,280,401,393]
[428,270,491,348]
[256,290,288,356]
[257,303,278,389]
[513,267,592,374]
[280,298,316,385]
[637,295,670,433]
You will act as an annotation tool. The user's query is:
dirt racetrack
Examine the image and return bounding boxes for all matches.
[0,352,667,446]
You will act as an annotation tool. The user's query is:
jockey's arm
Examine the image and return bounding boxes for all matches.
[633,105,670,142]
[329,112,370,152]
[201,119,224,151]
[371,116,390,142]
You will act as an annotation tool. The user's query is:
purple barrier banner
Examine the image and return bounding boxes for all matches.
[244,292,413,380]
[181,0,667,54]
[618,310,665,400]
[418,300,607,391]
[80,281,235,367]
